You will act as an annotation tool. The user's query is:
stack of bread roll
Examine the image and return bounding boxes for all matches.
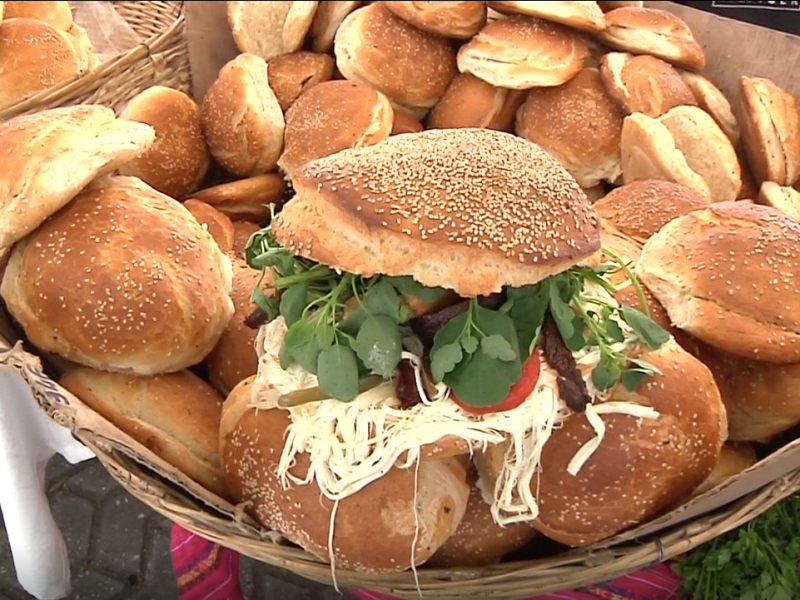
[4,0,800,574]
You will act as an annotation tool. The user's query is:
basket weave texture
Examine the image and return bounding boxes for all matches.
[0,1,190,121]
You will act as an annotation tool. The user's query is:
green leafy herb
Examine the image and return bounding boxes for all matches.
[674,492,800,600]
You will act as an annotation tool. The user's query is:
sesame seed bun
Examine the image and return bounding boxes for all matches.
[182,200,235,253]
[0,176,234,375]
[457,15,589,90]
[487,0,606,33]
[636,201,800,363]
[593,179,710,245]
[474,338,726,547]
[60,366,230,500]
[273,128,601,297]
[219,376,471,573]
[334,3,457,112]
[516,67,624,189]
[383,0,487,39]
[119,86,210,200]
[0,105,155,253]
[2,1,72,30]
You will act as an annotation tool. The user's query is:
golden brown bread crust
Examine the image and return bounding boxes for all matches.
[0,18,88,108]
[487,0,606,33]
[680,70,740,145]
[598,0,642,10]
[2,1,72,30]
[219,385,471,572]
[516,67,624,188]
[457,15,589,90]
[334,3,457,111]
[310,0,362,53]
[599,52,697,118]
[226,1,317,62]
[119,86,210,200]
[636,202,800,363]
[690,442,758,498]
[182,200,235,253]
[384,1,486,39]
[738,76,800,187]
[428,73,518,131]
[0,105,155,252]
[189,174,287,223]
[274,128,601,297]
[201,53,285,178]
[476,339,725,547]
[60,367,230,500]
[593,179,710,244]
[278,79,394,178]
[266,51,335,112]
[391,107,425,135]
[232,221,261,254]
[758,181,800,222]
[597,7,705,72]
[1,176,234,375]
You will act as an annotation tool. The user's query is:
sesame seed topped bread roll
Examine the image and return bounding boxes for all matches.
[457,15,590,90]
[273,128,600,297]
[310,0,362,53]
[0,105,155,253]
[597,7,705,72]
[119,86,210,199]
[227,1,318,62]
[636,201,800,363]
[201,53,285,177]
[182,199,235,253]
[2,0,72,30]
[516,67,624,189]
[738,76,800,187]
[334,3,457,113]
[383,1,487,39]
[593,179,710,244]
[487,1,606,33]
[278,79,394,177]
[0,18,89,108]
[266,51,335,112]
[1,176,234,375]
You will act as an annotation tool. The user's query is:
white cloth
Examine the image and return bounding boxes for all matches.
[0,364,95,600]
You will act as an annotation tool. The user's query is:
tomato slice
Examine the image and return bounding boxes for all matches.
[450,351,542,415]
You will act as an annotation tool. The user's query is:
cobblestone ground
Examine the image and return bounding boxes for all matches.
[0,455,357,600]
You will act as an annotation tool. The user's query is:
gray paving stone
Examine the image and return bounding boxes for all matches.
[66,569,126,600]
[63,460,119,501]
[91,489,147,579]
[141,516,177,597]
[49,495,94,570]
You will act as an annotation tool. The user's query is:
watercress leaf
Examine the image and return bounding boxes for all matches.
[290,340,322,374]
[472,303,521,356]
[338,304,368,337]
[250,285,278,321]
[619,304,670,349]
[316,345,360,401]
[563,314,587,352]
[628,357,662,376]
[279,281,309,326]
[508,288,548,360]
[606,318,625,343]
[430,342,463,383]
[445,348,522,407]
[315,322,335,349]
[621,368,646,392]
[432,310,468,348]
[279,340,293,370]
[356,315,402,378]
[460,335,479,354]
[481,334,517,362]
[283,319,314,350]
[549,282,575,340]
[592,358,622,392]
[386,275,446,303]
[361,277,402,322]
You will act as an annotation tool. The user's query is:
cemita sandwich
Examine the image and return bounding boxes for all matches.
[219,128,726,574]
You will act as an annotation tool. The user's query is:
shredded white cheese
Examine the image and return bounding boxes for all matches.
[250,282,662,527]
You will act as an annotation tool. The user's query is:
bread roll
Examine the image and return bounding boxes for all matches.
[2,0,72,30]
[636,201,800,363]
[599,52,697,118]
[0,2,4,20]
[1,176,234,374]
[428,73,523,132]
[680,70,740,146]
[594,179,710,244]
[219,377,471,572]
[597,7,705,72]
[391,107,425,135]
[383,1,486,39]
[738,76,800,187]
[227,1,318,62]
[206,256,268,396]
[0,18,89,108]
[201,53,285,177]
[475,339,725,547]
[334,3,457,112]
[182,199,235,253]
[60,367,230,500]
[67,23,100,71]
[278,79,394,177]
[598,1,642,10]
[516,68,623,188]
[0,105,155,252]
[457,15,589,90]
[266,51,335,112]
[309,0,361,53]
[487,1,606,33]
[232,221,261,254]
[273,128,601,297]
[119,86,210,199]
[758,181,800,222]
[690,442,758,498]
[189,174,286,223]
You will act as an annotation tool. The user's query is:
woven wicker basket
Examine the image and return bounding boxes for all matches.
[0,1,190,121]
